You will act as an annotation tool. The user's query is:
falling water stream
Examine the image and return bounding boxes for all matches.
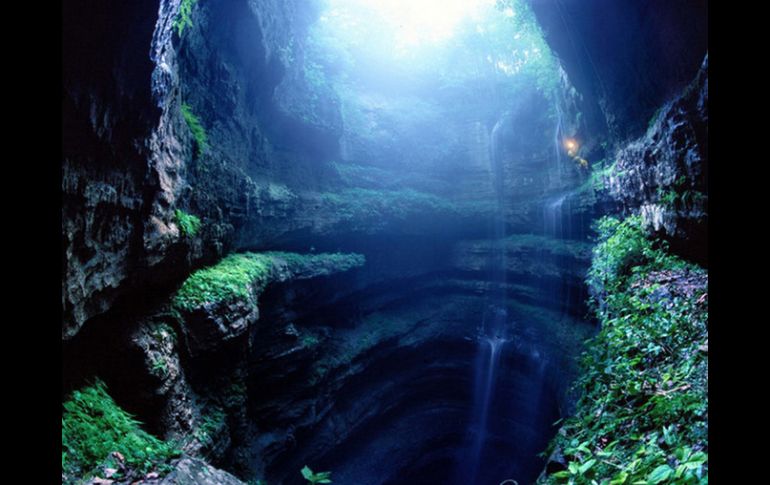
[460,115,513,484]
[458,106,576,484]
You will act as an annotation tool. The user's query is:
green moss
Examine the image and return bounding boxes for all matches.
[173,0,197,37]
[539,215,707,484]
[175,209,201,237]
[174,253,273,311]
[61,380,180,483]
[180,103,209,156]
[319,188,462,223]
[173,251,365,311]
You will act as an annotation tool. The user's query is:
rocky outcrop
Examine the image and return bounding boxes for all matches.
[63,0,164,338]
[608,55,708,264]
[159,457,247,485]
[452,234,592,279]
[174,252,365,356]
[530,0,707,142]
[62,0,337,341]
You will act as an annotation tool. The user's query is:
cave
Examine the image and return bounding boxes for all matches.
[62,1,708,484]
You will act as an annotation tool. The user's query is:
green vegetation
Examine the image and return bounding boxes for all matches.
[301,466,332,484]
[320,188,460,222]
[150,355,169,378]
[539,215,707,484]
[180,102,209,156]
[192,407,227,445]
[62,380,180,483]
[654,174,705,211]
[307,0,560,113]
[657,188,679,208]
[173,253,273,310]
[173,0,197,37]
[586,215,688,297]
[173,251,365,311]
[175,209,201,237]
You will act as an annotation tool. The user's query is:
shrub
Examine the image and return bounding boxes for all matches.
[538,214,707,484]
[61,380,180,483]
[587,215,687,301]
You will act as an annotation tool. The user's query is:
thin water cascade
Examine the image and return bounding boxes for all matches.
[541,101,577,317]
[459,116,513,484]
[465,332,508,484]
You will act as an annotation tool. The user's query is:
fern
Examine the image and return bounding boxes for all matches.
[180,103,209,156]
[174,209,201,237]
[173,0,197,37]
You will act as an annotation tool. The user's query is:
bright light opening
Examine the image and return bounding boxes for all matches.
[324,0,496,52]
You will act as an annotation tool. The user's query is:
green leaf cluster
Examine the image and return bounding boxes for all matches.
[586,215,687,299]
[173,0,197,37]
[301,466,332,484]
[180,102,209,156]
[539,215,707,484]
[174,209,201,237]
[62,380,180,483]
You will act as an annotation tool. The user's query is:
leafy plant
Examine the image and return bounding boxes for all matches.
[586,215,686,300]
[174,209,201,237]
[180,102,209,156]
[173,0,197,37]
[539,214,707,484]
[192,407,226,445]
[62,380,180,483]
[150,356,169,377]
[657,188,678,208]
[301,466,332,484]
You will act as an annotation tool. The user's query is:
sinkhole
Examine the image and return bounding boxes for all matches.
[62,0,708,483]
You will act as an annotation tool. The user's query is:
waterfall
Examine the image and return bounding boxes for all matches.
[458,115,511,484]
[541,101,576,317]
[464,333,507,484]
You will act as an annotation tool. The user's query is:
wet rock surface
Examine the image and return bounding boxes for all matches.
[609,56,708,265]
